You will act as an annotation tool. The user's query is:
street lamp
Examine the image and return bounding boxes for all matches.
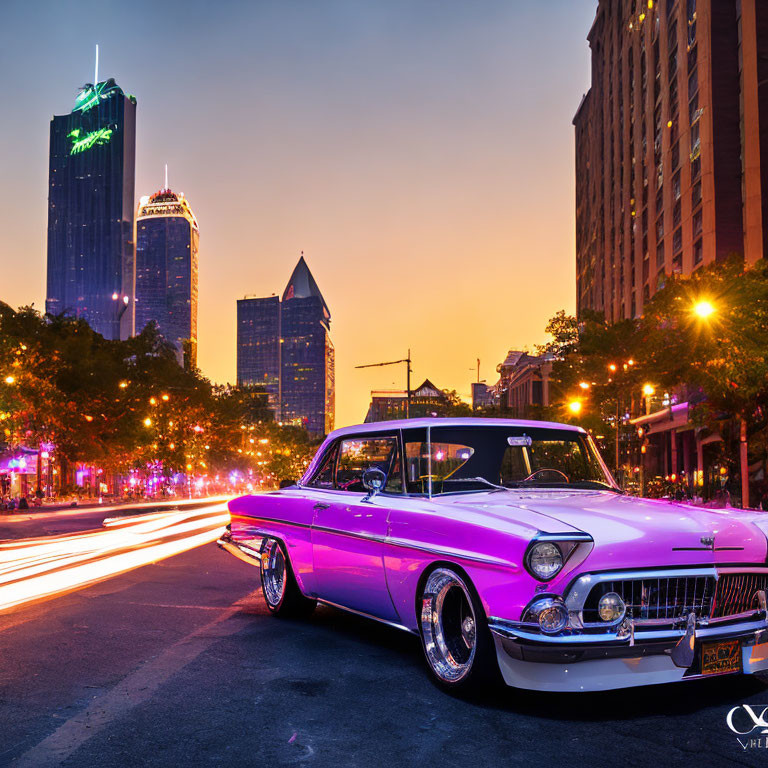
[693,299,716,319]
[642,384,655,397]
[568,400,582,415]
[4,376,15,385]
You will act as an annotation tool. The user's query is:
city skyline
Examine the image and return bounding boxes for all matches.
[0,0,596,428]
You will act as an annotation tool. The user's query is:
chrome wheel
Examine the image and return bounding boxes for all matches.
[261,538,287,609]
[420,569,477,684]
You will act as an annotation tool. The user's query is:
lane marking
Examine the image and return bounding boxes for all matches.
[12,591,259,768]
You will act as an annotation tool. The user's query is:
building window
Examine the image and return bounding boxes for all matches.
[693,209,703,237]
[689,91,700,125]
[693,238,703,265]
[656,216,665,242]
[673,227,682,252]
[673,171,681,200]
[672,141,680,169]
[688,44,697,73]
[656,186,664,212]
[692,180,702,208]
[656,239,665,268]
[691,154,701,180]
[672,252,683,274]
[688,68,698,100]
[673,199,682,227]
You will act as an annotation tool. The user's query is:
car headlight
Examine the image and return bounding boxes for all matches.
[523,597,569,634]
[526,541,564,580]
[598,592,626,623]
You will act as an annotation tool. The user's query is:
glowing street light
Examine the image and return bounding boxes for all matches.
[608,363,617,372]
[578,381,590,390]
[4,376,15,385]
[143,417,153,427]
[693,299,716,319]
[642,384,655,397]
[568,400,583,415]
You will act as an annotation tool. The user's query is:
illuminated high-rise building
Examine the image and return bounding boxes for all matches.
[237,256,335,436]
[575,0,768,320]
[46,70,136,340]
[135,184,200,367]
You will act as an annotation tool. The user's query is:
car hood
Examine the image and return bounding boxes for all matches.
[434,489,768,566]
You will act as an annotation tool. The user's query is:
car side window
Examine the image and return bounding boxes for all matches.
[336,437,400,493]
[307,442,339,489]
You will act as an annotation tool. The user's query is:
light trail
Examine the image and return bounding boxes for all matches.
[0,504,230,613]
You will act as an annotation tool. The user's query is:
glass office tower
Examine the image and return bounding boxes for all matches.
[46,78,137,340]
[236,256,335,436]
[135,189,200,367]
[236,295,281,409]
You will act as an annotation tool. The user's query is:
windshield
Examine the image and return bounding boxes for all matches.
[402,425,616,495]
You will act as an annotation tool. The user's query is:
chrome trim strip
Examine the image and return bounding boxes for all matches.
[216,532,261,567]
[317,599,418,635]
[535,532,593,542]
[231,515,515,568]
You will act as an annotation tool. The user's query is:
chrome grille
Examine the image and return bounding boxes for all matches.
[583,576,714,623]
[712,573,768,618]
[583,572,768,624]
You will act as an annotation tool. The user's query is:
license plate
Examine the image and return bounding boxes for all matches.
[702,639,742,675]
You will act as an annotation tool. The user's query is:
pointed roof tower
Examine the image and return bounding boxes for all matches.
[282,253,330,318]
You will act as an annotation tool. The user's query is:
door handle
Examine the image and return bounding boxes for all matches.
[313,502,330,510]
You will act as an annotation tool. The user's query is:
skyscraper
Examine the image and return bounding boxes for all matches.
[46,76,136,340]
[236,256,335,436]
[574,0,768,321]
[135,185,200,367]
[237,295,281,409]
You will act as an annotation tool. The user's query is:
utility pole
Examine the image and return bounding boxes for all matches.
[355,351,413,418]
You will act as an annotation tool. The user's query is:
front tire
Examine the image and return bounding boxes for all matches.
[260,538,316,618]
[418,567,500,692]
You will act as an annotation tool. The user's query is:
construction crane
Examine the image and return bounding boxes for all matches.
[355,350,413,418]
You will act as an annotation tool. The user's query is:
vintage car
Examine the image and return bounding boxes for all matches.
[218,417,768,692]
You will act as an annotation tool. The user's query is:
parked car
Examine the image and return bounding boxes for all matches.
[218,418,768,692]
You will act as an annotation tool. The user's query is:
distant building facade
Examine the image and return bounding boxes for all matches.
[364,379,449,422]
[471,382,497,411]
[237,257,334,436]
[46,78,136,340]
[496,351,553,418]
[574,0,768,321]
[135,188,199,367]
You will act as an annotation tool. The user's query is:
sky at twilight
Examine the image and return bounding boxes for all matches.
[0,0,596,427]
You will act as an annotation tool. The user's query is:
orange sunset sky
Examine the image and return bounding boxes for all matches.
[0,0,597,428]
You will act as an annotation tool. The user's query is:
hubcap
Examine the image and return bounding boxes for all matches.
[261,538,286,608]
[420,569,477,683]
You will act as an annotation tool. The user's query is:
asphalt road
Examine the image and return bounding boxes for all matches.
[2,536,768,767]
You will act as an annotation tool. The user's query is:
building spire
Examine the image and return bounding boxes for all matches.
[94,44,99,85]
[165,163,168,191]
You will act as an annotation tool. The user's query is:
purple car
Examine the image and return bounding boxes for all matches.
[218,418,768,692]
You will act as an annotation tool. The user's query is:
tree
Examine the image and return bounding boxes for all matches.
[640,256,768,506]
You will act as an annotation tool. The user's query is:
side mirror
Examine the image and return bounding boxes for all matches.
[361,467,387,501]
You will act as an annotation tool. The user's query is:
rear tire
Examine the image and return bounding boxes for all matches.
[260,538,316,618]
[417,567,500,693]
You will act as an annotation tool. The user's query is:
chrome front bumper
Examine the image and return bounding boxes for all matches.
[488,613,768,691]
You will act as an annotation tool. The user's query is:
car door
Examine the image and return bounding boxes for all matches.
[310,433,402,623]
